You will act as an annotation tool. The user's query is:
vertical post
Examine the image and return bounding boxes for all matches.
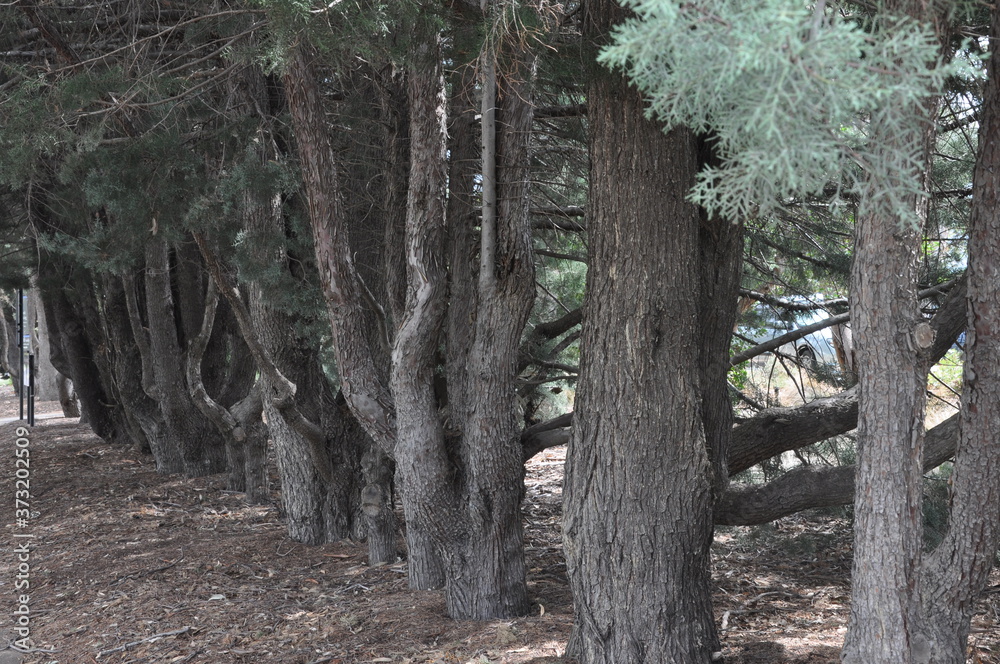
[17,288,23,421]
[28,354,35,426]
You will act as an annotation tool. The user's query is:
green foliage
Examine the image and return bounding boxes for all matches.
[600,0,977,224]
[254,0,436,72]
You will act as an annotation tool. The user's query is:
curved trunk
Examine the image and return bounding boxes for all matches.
[144,238,227,476]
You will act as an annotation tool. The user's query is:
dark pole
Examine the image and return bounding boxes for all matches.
[28,353,35,427]
[17,288,23,421]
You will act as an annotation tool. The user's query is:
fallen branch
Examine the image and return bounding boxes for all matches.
[96,626,191,658]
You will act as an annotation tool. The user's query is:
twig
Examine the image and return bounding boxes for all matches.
[96,626,191,658]
[111,558,183,585]
[306,655,337,664]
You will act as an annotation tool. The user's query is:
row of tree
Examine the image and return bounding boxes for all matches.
[0,1,997,662]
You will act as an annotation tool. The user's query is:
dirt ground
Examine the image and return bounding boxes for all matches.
[0,382,996,664]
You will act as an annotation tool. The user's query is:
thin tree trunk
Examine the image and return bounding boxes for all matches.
[443,58,480,422]
[696,138,744,497]
[563,3,717,659]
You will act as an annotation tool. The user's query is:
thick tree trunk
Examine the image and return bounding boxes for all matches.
[285,26,533,616]
[841,162,930,664]
[916,10,1000,660]
[102,273,171,460]
[563,3,717,659]
[361,444,397,564]
[28,285,63,401]
[42,276,122,444]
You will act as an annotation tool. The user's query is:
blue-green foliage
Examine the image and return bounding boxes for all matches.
[600,0,977,224]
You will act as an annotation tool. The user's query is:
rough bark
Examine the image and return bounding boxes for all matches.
[442,26,536,617]
[841,10,940,659]
[443,58,480,438]
[916,10,1000,660]
[361,444,398,565]
[39,269,122,444]
[697,138,744,494]
[100,273,171,461]
[389,32,455,595]
[283,42,396,454]
[144,237,228,476]
[185,276,268,501]
[563,2,717,659]
[285,25,535,617]
[223,57,374,544]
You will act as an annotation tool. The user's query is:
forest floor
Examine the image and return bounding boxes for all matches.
[0,383,996,664]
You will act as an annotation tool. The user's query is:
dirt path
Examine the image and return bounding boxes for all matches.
[0,385,994,663]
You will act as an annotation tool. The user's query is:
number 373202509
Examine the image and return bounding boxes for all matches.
[14,446,30,519]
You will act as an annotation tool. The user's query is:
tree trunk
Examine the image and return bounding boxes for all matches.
[841,11,940,662]
[1,297,14,383]
[101,273,171,460]
[440,31,536,618]
[443,52,480,437]
[916,8,1000,660]
[361,444,397,565]
[283,42,397,454]
[696,137,744,495]
[563,3,717,660]
[40,274,122,444]
[239,189,364,545]
[284,25,535,616]
[390,32,453,594]
[144,237,228,476]
[28,284,63,402]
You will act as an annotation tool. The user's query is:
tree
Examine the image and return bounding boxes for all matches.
[599,1,999,661]
[561,1,726,661]
[279,0,551,617]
